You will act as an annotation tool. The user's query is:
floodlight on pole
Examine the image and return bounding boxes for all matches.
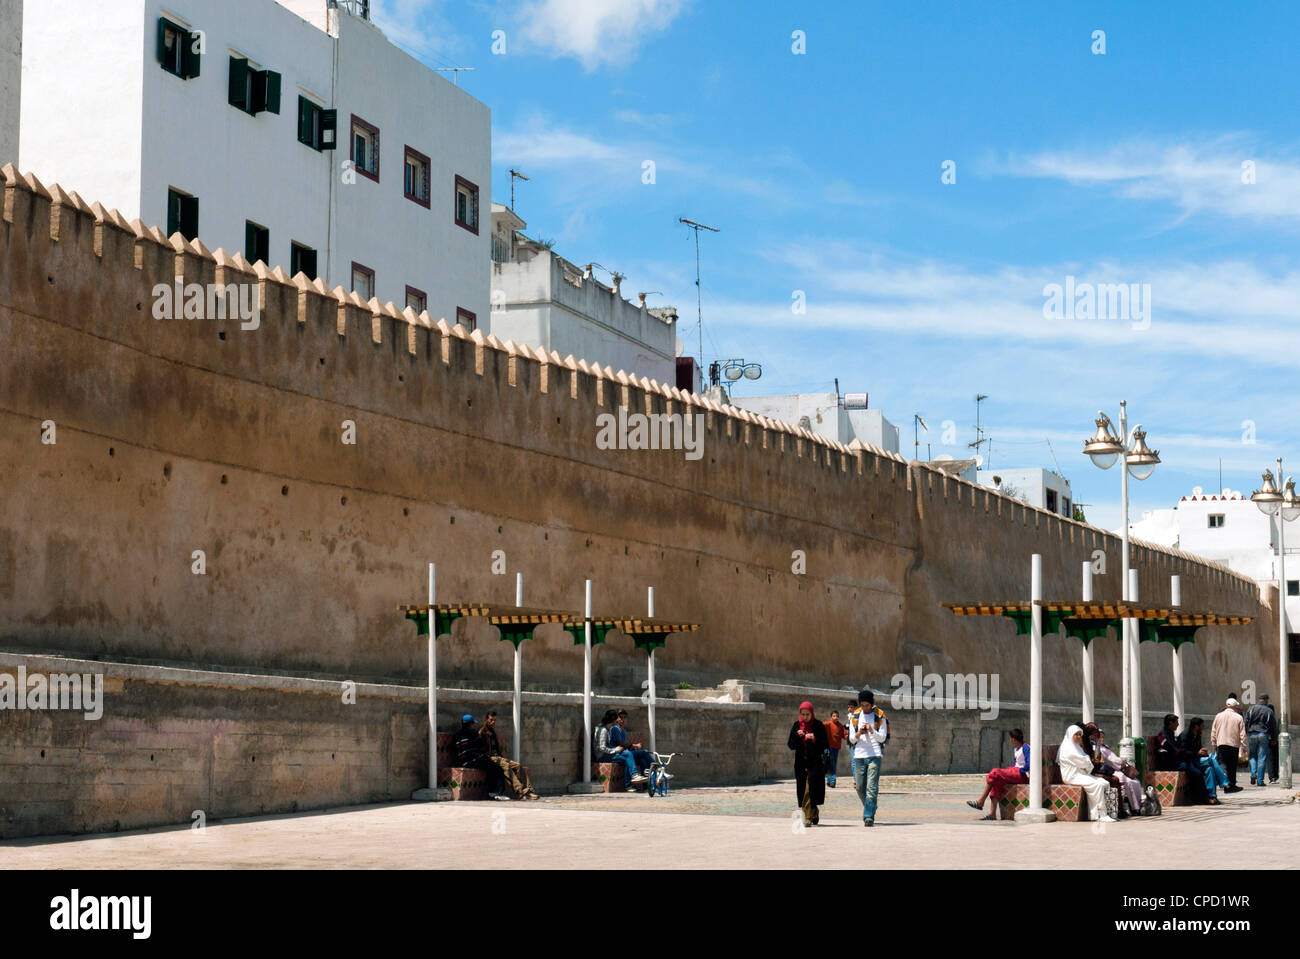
[1251,459,1298,789]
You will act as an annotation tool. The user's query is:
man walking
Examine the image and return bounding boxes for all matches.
[823,709,847,788]
[1244,695,1278,787]
[1211,697,1247,792]
[1265,699,1280,784]
[848,688,888,826]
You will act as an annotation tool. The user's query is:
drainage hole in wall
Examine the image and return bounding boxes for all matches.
[398,374,404,383]
[497,526,503,534]
[150,754,154,762]
[340,496,347,506]
[403,507,409,517]
[40,750,45,758]
[162,462,172,479]
[466,399,473,407]
[108,447,114,457]
[220,474,227,485]
[47,275,54,285]
[218,331,226,341]
[319,357,326,365]
[449,515,455,524]
[281,485,288,496]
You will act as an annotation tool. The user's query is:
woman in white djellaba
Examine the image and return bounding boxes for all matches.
[1057,724,1117,822]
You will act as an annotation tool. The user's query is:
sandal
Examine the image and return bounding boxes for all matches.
[966,800,983,810]
[980,814,996,820]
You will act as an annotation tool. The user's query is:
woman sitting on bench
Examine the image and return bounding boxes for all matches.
[1058,724,1117,822]
[967,728,1030,819]
[1090,724,1141,817]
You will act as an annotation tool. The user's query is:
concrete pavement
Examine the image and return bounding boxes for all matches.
[3,776,1296,869]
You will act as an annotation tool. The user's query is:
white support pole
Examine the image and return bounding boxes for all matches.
[1278,497,1293,789]
[583,579,593,784]
[647,586,657,756]
[428,563,437,793]
[1019,553,1054,823]
[1129,568,1143,748]
[1082,561,1095,724]
[1171,574,1184,734]
[1119,403,1133,762]
[513,571,523,765]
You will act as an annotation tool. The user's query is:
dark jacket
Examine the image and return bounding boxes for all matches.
[788,720,829,773]
[480,724,503,758]
[1152,729,1183,771]
[1244,703,1278,737]
[454,724,491,767]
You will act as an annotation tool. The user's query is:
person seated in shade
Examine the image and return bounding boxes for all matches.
[1090,725,1141,817]
[967,728,1030,819]
[1176,717,1228,805]
[610,709,653,781]
[478,710,539,800]
[1152,713,1183,771]
[1057,724,1116,822]
[453,714,507,799]
[593,709,647,787]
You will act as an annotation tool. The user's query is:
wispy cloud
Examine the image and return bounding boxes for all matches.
[997,137,1300,223]
[518,0,689,71]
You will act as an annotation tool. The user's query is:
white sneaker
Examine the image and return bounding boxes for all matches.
[631,775,649,783]
[1099,815,1117,822]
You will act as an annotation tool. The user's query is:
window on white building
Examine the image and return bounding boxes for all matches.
[351,116,380,180]
[157,18,201,79]
[1288,580,1299,597]
[405,287,427,314]
[1063,497,1072,518]
[454,176,479,234]
[351,263,375,300]
[290,242,317,280]
[1046,490,1058,513]
[404,147,431,207]
[297,97,337,151]
[245,221,269,265]
[166,189,199,241]
[456,307,477,332]
[229,57,281,116]
[1208,514,1225,528]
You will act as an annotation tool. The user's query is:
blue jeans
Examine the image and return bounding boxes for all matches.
[825,747,840,784]
[852,755,882,822]
[629,748,652,774]
[1248,732,1270,784]
[611,750,638,784]
[1190,754,1229,799]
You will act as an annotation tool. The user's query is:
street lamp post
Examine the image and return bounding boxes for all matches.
[1083,400,1160,765]
[1250,462,1299,789]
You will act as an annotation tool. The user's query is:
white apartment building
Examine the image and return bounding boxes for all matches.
[725,392,901,454]
[976,467,1073,518]
[488,204,681,386]
[1131,487,1300,643]
[15,0,490,326]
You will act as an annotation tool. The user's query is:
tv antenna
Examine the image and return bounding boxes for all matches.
[914,414,929,459]
[509,169,529,211]
[678,217,719,377]
[968,393,990,464]
[436,67,476,86]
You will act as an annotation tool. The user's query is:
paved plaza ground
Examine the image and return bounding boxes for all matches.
[3,775,1298,869]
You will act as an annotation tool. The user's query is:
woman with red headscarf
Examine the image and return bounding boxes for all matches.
[788,701,829,826]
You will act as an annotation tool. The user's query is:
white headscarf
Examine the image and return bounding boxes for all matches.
[1057,724,1092,773]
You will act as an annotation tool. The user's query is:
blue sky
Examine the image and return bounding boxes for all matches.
[372,0,1300,533]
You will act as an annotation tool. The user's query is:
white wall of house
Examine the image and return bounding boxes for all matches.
[727,392,900,453]
[490,228,678,385]
[977,467,1073,517]
[18,0,490,324]
[0,0,22,168]
[1132,488,1300,628]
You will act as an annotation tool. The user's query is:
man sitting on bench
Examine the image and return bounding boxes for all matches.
[479,710,540,800]
[594,709,647,787]
[610,709,652,781]
[454,714,507,799]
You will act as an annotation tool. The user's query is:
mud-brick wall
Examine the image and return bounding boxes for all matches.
[0,164,1290,720]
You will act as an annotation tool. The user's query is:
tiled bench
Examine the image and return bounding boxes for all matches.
[996,745,1087,821]
[1143,736,1188,806]
[435,731,531,801]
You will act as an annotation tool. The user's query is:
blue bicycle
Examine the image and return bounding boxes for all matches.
[645,752,676,797]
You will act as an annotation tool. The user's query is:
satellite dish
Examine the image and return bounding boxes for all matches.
[675,337,684,357]
[974,455,984,467]
[935,453,954,461]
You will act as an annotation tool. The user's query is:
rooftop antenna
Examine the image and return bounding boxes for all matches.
[436,67,476,86]
[914,414,929,460]
[678,217,719,377]
[509,168,529,211]
[968,393,990,463]
[1046,438,1064,480]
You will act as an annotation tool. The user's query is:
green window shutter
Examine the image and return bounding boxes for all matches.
[183,32,202,78]
[166,192,180,236]
[245,222,257,261]
[156,18,169,64]
[250,70,266,114]
[180,196,199,241]
[228,57,248,109]
[320,110,337,150]
[297,97,310,145]
[264,71,281,115]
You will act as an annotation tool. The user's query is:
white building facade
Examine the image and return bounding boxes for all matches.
[0,0,21,168]
[976,467,1073,518]
[16,0,490,326]
[489,205,680,385]
[726,392,900,454]
[1131,487,1300,636]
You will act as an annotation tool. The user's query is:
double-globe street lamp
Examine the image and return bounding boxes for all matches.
[1249,462,1299,789]
[1083,400,1161,765]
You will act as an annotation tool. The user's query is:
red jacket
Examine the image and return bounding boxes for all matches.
[824,720,847,750]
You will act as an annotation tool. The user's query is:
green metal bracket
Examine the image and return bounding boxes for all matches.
[1154,624,1201,649]
[563,621,620,646]
[1063,618,1118,647]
